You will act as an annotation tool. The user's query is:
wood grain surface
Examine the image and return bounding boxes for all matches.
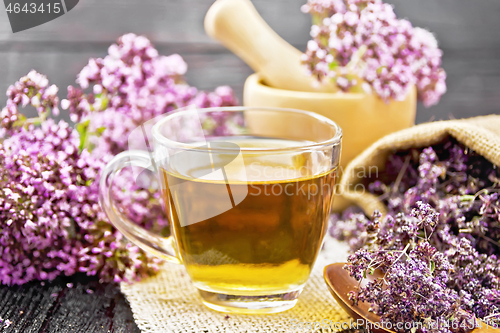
[0,274,140,332]
[0,0,499,123]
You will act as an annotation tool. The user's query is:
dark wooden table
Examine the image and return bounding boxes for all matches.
[0,275,369,333]
[0,274,139,333]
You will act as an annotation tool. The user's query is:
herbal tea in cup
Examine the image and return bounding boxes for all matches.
[99,107,342,314]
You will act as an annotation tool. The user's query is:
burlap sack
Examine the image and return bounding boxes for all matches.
[340,114,500,215]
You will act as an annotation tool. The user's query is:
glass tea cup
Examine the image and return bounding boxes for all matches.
[99,107,342,314]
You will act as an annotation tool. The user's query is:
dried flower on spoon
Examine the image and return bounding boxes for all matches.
[331,139,500,331]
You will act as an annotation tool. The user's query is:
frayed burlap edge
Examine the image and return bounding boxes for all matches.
[340,114,500,216]
[120,236,353,333]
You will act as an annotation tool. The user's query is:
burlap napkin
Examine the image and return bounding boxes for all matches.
[340,115,500,215]
[120,115,500,332]
[121,235,351,333]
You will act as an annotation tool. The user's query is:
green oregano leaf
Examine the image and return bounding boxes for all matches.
[460,195,475,202]
[76,119,91,153]
[329,61,339,70]
[96,126,106,135]
[12,113,27,128]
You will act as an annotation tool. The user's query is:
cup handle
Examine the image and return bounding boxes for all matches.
[99,150,181,264]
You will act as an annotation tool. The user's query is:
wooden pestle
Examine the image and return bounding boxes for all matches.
[204,0,336,93]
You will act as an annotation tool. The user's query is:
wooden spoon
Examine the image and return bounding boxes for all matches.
[324,263,500,333]
[204,0,336,93]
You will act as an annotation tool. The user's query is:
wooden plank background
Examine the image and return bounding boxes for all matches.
[0,274,140,332]
[0,0,499,123]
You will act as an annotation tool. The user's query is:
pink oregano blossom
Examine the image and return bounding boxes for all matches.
[0,33,238,285]
[302,0,446,106]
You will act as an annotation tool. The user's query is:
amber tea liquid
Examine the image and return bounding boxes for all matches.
[161,137,336,296]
